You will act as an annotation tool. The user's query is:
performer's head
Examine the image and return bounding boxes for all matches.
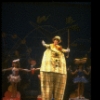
[28,58,32,64]
[30,59,36,66]
[52,36,61,45]
[12,59,20,68]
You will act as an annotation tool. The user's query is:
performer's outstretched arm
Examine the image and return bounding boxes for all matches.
[19,68,31,72]
[62,47,70,53]
[42,40,50,48]
[2,67,12,71]
[31,68,40,71]
[71,70,78,75]
[83,66,91,75]
[35,68,40,70]
[68,68,78,75]
[83,70,91,75]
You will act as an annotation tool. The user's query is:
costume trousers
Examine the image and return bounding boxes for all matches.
[40,72,67,100]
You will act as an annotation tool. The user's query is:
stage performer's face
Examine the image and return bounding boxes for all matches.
[53,39,59,45]
[13,62,19,68]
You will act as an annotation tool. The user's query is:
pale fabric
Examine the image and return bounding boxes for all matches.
[8,74,21,83]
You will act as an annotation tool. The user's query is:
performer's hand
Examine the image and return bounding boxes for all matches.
[31,68,35,70]
[38,74,41,79]
[31,68,36,71]
[66,48,70,52]
[42,40,46,45]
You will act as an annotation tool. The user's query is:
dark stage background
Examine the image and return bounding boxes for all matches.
[2,2,91,100]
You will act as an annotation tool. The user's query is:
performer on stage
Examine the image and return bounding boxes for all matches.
[68,62,91,99]
[40,36,70,100]
[27,59,40,91]
[2,59,31,98]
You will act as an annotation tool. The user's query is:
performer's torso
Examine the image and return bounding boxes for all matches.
[12,67,19,76]
[77,69,84,77]
[40,44,67,74]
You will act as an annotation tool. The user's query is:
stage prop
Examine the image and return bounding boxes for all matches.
[2,85,21,100]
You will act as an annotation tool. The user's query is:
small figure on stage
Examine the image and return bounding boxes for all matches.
[27,59,40,91]
[2,59,31,98]
[68,58,91,99]
[40,35,70,100]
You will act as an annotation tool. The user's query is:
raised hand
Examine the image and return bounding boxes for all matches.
[42,40,46,45]
[66,48,70,52]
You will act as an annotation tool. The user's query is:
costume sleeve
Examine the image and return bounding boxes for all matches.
[62,48,70,53]
[42,43,50,48]
[62,48,69,53]
[2,67,12,71]
[20,68,31,72]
